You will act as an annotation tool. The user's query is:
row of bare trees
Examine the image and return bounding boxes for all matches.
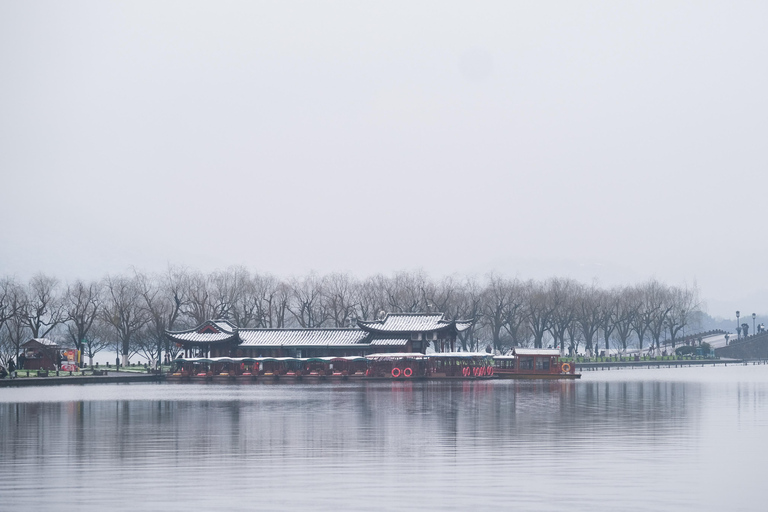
[0,268,702,366]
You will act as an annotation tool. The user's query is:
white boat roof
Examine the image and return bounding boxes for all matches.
[366,352,429,359]
[427,352,493,358]
[513,348,561,356]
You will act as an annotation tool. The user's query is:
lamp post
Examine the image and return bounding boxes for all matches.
[752,313,756,336]
[736,311,740,339]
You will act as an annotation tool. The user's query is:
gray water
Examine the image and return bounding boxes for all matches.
[1,365,767,511]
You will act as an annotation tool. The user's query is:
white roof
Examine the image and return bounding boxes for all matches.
[427,352,492,358]
[239,329,368,347]
[513,348,561,356]
[359,313,451,332]
[26,338,59,347]
[370,338,409,346]
[366,352,429,359]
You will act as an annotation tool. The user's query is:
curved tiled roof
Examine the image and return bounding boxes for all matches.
[369,338,409,346]
[359,313,450,332]
[239,329,369,347]
[359,313,474,333]
[166,320,239,345]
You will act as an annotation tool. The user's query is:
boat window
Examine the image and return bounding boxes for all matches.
[519,357,534,370]
[535,358,550,370]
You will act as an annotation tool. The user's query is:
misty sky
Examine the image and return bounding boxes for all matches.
[1,1,766,318]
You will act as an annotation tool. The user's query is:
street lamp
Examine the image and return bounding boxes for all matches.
[736,311,740,339]
[752,313,756,336]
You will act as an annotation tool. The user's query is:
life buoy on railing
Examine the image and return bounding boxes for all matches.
[486,366,493,376]
[561,363,571,373]
[472,367,479,377]
[403,367,413,377]
[462,367,469,377]
[391,367,401,378]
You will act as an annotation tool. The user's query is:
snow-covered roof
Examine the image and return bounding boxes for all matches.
[33,338,58,346]
[211,320,237,333]
[370,338,410,346]
[167,331,237,343]
[366,352,430,359]
[513,348,561,356]
[166,320,239,344]
[359,313,473,333]
[455,321,473,332]
[22,338,60,347]
[238,329,368,347]
[427,352,492,358]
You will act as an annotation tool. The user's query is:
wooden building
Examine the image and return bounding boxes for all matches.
[165,313,473,358]
[20,338,61,370]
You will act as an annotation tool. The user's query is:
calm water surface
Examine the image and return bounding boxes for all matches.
[1,365,767,511]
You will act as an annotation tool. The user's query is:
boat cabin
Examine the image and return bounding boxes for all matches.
[493,348,577,378]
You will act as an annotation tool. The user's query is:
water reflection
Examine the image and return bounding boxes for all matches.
[1,367,767,511]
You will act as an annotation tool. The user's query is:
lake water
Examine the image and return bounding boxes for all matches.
[1,365,767,511]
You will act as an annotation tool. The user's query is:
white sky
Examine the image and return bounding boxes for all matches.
[1,1,766,318]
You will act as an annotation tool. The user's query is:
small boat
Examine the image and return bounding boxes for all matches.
[493,349,580,379]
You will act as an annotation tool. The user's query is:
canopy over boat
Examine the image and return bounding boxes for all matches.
[366,352,429,360]
[426,352,493,359]
[513,349,561,356]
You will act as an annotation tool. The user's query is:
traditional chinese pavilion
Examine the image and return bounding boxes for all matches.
[165,313,473,358]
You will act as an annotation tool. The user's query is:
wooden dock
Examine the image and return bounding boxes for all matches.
[0,372,165,387]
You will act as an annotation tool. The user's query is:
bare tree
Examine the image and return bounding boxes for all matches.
[102,274,149,367]
[322,273,359,328]
[524,279,559,349]
[482,275,511,353]
[63,279,102,366]
[0,278,22,364]
[181,271,214,325]
[611,286,637,354]
[576,284,602,356]
[24,273,64,339]
[548,279,579,354]
[664,284,701,349]
[453,277,483,351]
[643,280,673,353]
[287,273,328,327]
[82,317,115,365]
[135,268,186,367]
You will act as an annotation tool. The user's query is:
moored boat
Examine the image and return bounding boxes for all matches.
[493,349,580,379]
[167,350,578,382]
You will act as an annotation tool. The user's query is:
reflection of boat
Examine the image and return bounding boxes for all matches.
[493,349,580,379]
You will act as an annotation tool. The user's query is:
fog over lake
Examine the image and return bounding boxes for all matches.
[2,1,768,317]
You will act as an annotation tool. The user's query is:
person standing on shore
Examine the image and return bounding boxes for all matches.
[7,359,16,379]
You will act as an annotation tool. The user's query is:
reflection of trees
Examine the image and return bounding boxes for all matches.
[0,380,697,504]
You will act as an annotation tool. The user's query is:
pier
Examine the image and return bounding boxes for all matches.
[576,358,744,371]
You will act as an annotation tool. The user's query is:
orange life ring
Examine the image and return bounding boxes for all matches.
[391,367,401,378]
[403,367,413,377]
[561,363,571,373]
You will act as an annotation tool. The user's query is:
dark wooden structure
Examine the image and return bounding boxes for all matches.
[20,338,61,371]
